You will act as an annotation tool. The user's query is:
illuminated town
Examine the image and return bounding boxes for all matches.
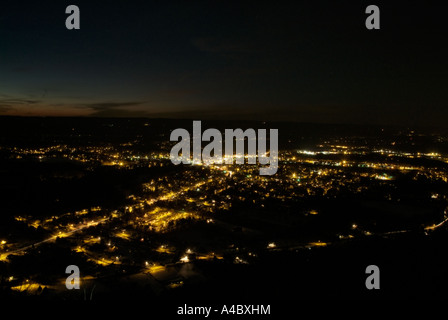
[1,118,448,299]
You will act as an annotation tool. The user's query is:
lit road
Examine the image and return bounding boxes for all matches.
[0,179,212,261]
[1,218,108,259]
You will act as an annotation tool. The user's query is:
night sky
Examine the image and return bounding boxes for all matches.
[0,1,447,126]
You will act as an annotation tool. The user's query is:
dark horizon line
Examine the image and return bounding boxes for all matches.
[0,114,446,132]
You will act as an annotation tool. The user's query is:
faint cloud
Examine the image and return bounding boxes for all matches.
[0,105,14,113]
[90,108,151,117]
[0,98,40,114]
[0,98,40,105]
[85,101,144,110]
[81,101,150,117]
